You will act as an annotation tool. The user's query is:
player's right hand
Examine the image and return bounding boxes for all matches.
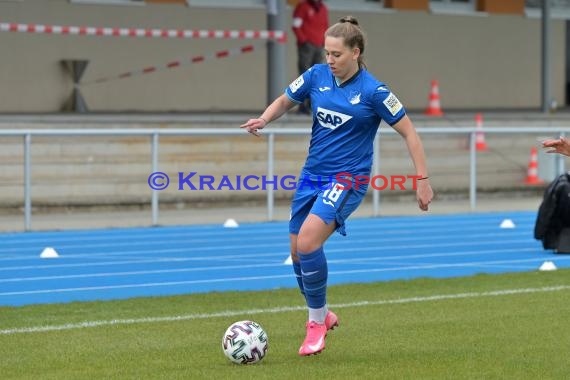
[240,118,267,137]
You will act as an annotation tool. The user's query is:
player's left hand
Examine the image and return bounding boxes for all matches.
[240,118,267,137]
[417,180,433,211]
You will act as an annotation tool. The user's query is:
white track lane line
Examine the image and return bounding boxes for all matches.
[0,244,539,275]
[0,247,546,282]
[0,234,535,262]
[0,215,535,246]
[2,256,568,297]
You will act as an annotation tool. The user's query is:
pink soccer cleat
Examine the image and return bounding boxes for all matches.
[325,310,339,331]
[298,321,328,356]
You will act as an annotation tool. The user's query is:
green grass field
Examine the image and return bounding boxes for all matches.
[2,270,570,380]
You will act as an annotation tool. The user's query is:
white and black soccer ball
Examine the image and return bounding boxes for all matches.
[222,320,268,364]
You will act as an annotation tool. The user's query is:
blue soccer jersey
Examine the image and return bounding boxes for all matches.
[285,64,406,178]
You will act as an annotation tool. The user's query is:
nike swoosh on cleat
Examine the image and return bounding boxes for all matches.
[307,337,324,352]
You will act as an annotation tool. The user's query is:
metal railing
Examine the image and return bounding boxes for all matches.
[0,127,568,231]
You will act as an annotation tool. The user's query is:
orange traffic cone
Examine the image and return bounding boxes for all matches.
[524,147,544,185]
[424,80,444,116]
[475,113,488,151]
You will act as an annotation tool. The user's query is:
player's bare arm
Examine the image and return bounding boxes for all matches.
[391,115,433,211]
[240,95,296,137]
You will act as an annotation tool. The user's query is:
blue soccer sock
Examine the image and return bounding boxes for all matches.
[292,260,306,300]
[298,246,328,310]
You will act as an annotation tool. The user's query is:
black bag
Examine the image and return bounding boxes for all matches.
[558,227,570,253]
[534,172,570,253]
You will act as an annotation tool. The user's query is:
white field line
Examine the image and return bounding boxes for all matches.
[1,285,568,335]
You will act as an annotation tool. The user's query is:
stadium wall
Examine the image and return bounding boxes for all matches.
[0,0,565,112]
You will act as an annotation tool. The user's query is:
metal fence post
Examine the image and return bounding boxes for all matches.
[556,131,566,174]
[267,132,275,221]
[24,133,32,231]
[151,132,159,226]
[469,131,477,210]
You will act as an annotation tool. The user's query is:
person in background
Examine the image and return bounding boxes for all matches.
[240,16,433,356]
[292,0,329,114]
[542,136,570,157]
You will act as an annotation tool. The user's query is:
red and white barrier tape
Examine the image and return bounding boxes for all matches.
[82,43,259,85]
[0,21,287,42]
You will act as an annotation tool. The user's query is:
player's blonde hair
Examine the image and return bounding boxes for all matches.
[325,16,367,69]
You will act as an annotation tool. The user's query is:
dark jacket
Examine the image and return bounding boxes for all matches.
[534,172,570,250]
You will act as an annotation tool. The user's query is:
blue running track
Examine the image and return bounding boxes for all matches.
[1,211,568,307]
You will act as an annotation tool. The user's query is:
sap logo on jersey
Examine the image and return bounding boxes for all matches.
[316,107,353,130]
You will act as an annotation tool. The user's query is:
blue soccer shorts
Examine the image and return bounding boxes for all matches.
[289,175,368,236]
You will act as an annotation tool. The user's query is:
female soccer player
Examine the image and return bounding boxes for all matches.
[240,16,433,356]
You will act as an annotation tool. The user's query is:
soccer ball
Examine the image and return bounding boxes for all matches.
[222,320,268,364]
